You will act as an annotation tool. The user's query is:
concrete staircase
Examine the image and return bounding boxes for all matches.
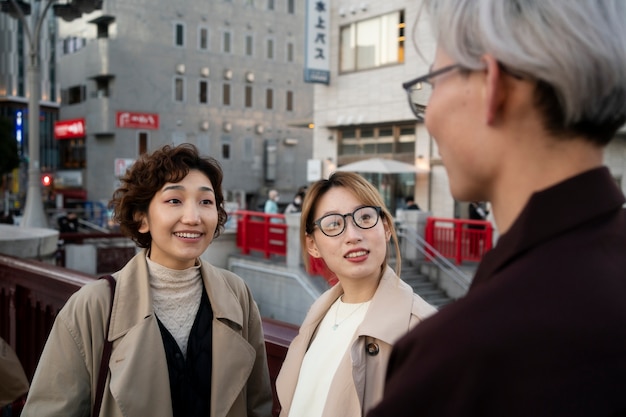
[398,262,456,309]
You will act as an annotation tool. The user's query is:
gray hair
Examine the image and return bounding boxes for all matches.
[423,0,626,144]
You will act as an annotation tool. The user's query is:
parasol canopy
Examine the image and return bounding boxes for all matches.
[335,157,426,174]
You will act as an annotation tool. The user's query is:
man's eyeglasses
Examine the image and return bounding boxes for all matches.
[402,64,460,121]
[312,206,382,237]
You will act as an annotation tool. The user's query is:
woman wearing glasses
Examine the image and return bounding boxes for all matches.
[275,171,436,417]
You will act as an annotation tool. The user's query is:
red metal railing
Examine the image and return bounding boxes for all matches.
[234,210,287,258]
[0,253,297,417]
[424,217,493,265]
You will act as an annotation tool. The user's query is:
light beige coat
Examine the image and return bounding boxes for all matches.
[22,249,272,417]
[276,266,436,417]
[0,337,29,407]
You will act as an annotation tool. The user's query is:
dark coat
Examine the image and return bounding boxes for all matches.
[368,167,626,417]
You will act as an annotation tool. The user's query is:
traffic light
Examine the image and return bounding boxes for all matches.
[41,173,53,187]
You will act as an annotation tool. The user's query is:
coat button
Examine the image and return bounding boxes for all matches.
[366,343,379,356]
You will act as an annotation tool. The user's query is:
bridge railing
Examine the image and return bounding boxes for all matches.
[233,210,287,259]
[424,217,494,265]
[0,253,297,417]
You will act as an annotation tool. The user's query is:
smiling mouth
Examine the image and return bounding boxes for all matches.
[345,250,368,259]
[174,232,202,239]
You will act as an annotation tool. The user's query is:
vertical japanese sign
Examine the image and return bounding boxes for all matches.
[304,0,330,84]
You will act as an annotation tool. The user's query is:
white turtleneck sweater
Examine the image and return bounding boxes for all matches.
[146,255,203,358]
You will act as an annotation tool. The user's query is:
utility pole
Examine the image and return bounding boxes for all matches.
[2,0,100,228]
[1,0,55,228]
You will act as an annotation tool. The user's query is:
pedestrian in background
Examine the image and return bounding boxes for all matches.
[369,1,626,416]
[23,144,272,417]
[276,171,436,417]
[284,191,305,214]
[404,196,420,210]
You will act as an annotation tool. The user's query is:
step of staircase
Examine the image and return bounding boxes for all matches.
[398,263,455,309]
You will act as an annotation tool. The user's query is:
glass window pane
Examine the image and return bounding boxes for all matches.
[356,18,379,70]
[199,27,208,50]
[340,25,355,72]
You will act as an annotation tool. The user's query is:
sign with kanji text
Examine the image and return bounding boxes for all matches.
[304,0,330,84]
[116,111,159,130]
[54,118,85,139]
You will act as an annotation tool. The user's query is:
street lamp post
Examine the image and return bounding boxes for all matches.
[3,0,56,228]
[3,0,100,228]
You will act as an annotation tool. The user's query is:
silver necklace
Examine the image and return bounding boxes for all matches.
[332,297,367,331]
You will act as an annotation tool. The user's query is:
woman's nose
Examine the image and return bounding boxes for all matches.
[342,215,363,241]
[181,204,201,224]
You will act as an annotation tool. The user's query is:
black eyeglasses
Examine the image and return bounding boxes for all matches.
[312,206,382,237]
[402,64,460,121]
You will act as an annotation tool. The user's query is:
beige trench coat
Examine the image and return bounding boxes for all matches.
[22,249,272,417]
[0,337,29,407]
[276,266,436,417]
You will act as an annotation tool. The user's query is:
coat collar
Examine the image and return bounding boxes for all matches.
[297,265,415,346]
[472,167,626,289]
[108,249,244,340]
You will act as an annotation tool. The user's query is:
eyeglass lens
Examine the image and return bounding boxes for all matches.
[408,81,432,119]
[318,206,380,237]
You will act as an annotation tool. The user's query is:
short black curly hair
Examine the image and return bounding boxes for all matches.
[109,144,228,248]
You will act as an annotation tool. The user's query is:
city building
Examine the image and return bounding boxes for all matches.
[54,0,314,211]
[310,0,626,217]
[0,1,60,211]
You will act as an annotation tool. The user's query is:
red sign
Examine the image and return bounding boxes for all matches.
[54,118,85,139]
[116,111,159,130]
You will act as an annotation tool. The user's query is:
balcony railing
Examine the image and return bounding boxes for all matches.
[0,253,297,417]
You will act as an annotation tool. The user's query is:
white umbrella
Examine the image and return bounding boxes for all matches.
[336,158,426,174]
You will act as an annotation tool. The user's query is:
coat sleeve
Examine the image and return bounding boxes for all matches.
[0,337,29,407]
[21,282,110,417]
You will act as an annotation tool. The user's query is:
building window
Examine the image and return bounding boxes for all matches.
[222,142,231,159]
[340,10,405,73]
[244,137,254,160]
[64,85,86,105]
[286,41,294,62]
[223,83,231,105]
[174,23,185,47]
[199,80,209,104]
[59,138,86,169]
[266,88,273,109]
[286,90,293,111]
[94,77,110,98]
[245,85,253,108]
[267,0,274,10]
[138,132,148,155]
[223,30,232,53]
[287,0,294,14]
[174,77,185,102]
[245,34,254,56]
[266,38,274,60]
[199,27,209,50]
[338,124,415,157]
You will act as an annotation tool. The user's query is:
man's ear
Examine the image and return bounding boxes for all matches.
[483,54,505,125]
[305,234,321,258]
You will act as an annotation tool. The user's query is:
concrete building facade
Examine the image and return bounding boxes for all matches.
[54,0,314,211]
